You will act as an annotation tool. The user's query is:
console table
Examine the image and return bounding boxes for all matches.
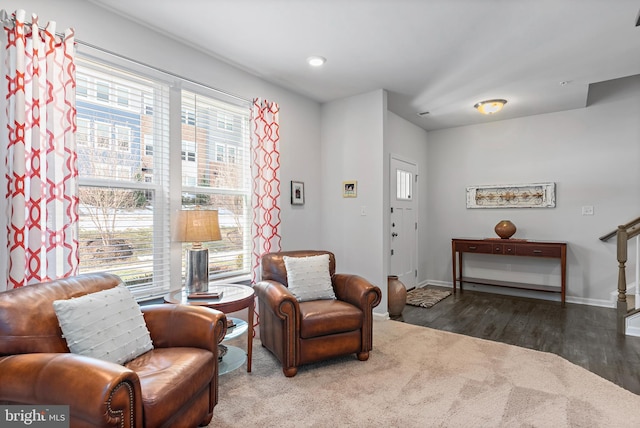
[451,238,567,305]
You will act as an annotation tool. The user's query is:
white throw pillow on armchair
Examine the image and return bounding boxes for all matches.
[53,284,153,365]
[283,254,336,302]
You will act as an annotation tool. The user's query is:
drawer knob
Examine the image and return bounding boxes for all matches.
[469,246,477,250]
[533,249,542,254]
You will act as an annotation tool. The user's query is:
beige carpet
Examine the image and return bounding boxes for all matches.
[209,320,640,427]
[406,287,452,308]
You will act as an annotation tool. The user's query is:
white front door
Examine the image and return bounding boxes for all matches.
[390,156,418,290]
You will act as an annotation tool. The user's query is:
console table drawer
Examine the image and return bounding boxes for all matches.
[455,242,492,253]
[515,245,562,258]
[492,243,516,254]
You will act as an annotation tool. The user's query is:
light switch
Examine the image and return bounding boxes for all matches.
[582,206,594,216]
[360,206,367,216]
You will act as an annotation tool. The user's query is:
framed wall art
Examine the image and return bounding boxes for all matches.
[466,182,556,208]
[291,181,305,205]
[343,181,357,198]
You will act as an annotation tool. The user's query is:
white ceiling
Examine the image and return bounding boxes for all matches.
[90,0,640,131]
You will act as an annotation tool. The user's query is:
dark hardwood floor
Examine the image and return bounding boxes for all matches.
[394,286,640,395]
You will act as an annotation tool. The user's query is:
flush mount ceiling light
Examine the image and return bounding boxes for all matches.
[307,56,326,67]
[474,99,507,115]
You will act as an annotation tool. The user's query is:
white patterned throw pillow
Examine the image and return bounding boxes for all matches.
[283,254,336,302]
[53,284,153,365]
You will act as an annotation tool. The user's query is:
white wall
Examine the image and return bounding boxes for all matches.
[320,90,387,313]
[426,75,640,306]
[386,112,429,286]
[11,2,639,308]
[14,0,324,252]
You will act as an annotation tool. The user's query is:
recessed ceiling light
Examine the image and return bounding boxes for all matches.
[474,99,507,115]
[307,56,326,67]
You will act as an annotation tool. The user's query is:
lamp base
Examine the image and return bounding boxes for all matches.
[185,247,209,294]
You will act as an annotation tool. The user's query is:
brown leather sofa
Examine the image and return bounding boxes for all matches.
[254,250,381,377]
[0,273,227,428]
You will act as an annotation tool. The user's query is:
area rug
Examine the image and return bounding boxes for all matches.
[209,320,640,427]
[406,286,451,308]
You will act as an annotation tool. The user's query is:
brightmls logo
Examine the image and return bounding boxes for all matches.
[1,406,69,427]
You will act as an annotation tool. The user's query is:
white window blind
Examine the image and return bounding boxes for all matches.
[76,55,171,300]
[180,91,251,280]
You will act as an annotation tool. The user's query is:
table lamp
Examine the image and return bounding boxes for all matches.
[175,209,222,294]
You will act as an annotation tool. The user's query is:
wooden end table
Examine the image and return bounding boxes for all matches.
[164,284,254,373]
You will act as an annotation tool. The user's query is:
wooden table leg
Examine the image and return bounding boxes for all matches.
[458,252,463,291]
[452,242,457,293]
[246,296,254,372]
[561,245,567,307]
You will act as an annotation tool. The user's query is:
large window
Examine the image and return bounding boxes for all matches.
[180,91,251,280]
[76,56,170,300]
[76,52,251,300]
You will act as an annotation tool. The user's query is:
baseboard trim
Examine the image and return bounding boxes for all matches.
[373,311,390,321]
[424,280,450,288]
[424,279,614,308]
[625,324,640,337]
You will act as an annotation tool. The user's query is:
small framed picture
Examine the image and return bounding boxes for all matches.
[343,181,357,198]
[291,181,305,205]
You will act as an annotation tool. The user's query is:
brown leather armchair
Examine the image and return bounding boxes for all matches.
[0,273,227,428]
[254,250,381,377]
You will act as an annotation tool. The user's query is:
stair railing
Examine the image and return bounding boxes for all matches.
[599,216,640,334]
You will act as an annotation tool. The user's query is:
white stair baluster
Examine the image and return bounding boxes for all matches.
[635,235,640,309]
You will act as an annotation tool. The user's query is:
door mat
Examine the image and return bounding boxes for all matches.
[406,287,451,308]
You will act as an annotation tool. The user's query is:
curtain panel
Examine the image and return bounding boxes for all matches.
[0,9,78,290]
[250,98,281,283]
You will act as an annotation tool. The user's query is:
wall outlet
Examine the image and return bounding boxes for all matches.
[582,206,594,216]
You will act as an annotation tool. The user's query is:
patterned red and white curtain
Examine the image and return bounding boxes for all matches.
[0,10,78,290]
[250,98,281,283]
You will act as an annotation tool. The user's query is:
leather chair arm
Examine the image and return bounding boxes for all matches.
[0,353,143,428]
[253,280,299,319]
[142,304,227,353]
[332,273,382,311]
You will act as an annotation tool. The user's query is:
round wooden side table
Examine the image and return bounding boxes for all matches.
[164,284,254,374]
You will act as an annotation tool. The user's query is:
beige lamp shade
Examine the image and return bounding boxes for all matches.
[175,209,222,246]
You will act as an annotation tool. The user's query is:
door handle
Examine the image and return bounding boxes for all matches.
[392,233,398,237]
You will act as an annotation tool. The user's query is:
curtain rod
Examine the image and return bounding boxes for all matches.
[2,12,251,105]
[75,39,251,105]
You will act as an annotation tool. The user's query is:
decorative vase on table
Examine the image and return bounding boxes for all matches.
[387,275,407,318]
[494,220,516,239]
